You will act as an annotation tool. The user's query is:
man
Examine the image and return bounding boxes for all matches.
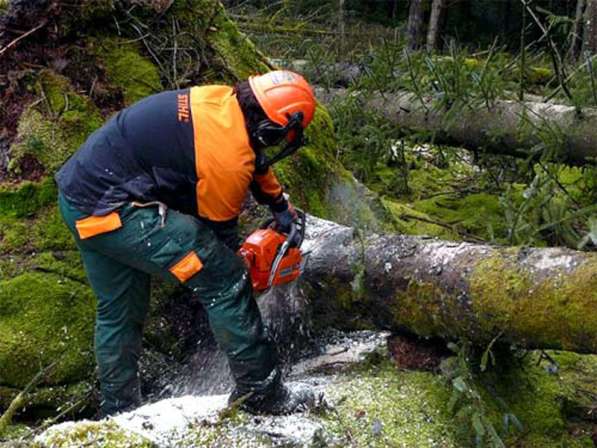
[56,70,317,416]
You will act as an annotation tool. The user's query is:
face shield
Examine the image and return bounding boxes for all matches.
[253,112,305,174]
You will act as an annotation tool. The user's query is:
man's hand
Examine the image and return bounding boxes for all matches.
[272,201,298,234]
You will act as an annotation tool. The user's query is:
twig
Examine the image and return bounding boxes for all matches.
[519,1,527,101]
[18,392,91,442]
[0,20,47,57]
[0,360,59,434]
[537,160,581,207]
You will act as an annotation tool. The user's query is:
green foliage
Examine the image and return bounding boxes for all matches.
[442,342,514,447]
[499,165,597,248]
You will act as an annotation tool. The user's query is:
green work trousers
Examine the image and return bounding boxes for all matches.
[58,193,277,415]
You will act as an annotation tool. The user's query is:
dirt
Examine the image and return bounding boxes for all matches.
[387,333,451,371]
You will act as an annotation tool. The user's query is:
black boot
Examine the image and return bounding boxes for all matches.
[229,369,318,415]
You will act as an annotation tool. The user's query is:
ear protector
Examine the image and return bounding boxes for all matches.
[252,112,306,174]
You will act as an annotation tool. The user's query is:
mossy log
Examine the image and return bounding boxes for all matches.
[299,216,597,354]
[317,88,597,166]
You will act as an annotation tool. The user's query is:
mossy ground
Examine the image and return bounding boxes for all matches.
[476,351,596,447]
[365,144,595,248]
[2,1,595,445]
[0,272,95,388]
[324,359,458,447]
[37,420,155,448]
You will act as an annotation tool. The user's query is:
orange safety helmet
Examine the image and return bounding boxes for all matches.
[248,70,316,129]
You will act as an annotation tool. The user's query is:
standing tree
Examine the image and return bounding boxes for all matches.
[426,0,447,50]
[569,0,586,59]
[407,0,429,50]
[583,0,597,54]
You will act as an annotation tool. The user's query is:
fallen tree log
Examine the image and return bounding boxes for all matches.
[295,216,597,354]
[316,87,597,165]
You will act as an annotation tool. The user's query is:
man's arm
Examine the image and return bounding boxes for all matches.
[250,167,285,210]
[250,168,296,232]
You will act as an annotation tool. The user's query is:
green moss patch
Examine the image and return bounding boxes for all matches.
[39,420,154,448]
[0,272,95,388]
[470,254,597,352]
[382,198,458,239]
[0,203,74,255]
[8,71,103,177]
[89,37,162,105]
[475,351,596,447]
[0,177,57,218]
[324,359,458,447]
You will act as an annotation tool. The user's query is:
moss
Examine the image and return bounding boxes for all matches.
[0,177,57,218]
[382,198,458,239]
[413,193,506,241]
[33,251,87,283]
[0,381,93,421]
[0,272,95,388]
[0,215,30,254]
[0,203,75,255]
[391,281,449,337]
[196,0,271,80]
[0,423,30,440]
[526,66,553,85]
[8,71,103,176]
[469,254,597,352]
[324,359,459,447]
[32,207,76,252]
[39,420,155,448]
[89,37,162,105]
[475,351,596,447]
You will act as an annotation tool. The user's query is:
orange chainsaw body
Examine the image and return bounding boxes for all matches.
[238,228,302,292]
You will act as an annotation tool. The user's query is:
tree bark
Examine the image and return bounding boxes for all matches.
[426,0,446,51]
[296,216,597,354]
[583,0,597,55]
[569,0,586,60]
[315,87,597,165]
[407,0,428,51]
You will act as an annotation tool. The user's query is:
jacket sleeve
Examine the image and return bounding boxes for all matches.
[249,168,287,211]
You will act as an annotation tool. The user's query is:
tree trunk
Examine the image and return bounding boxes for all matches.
[426,0,446,51]
[388,0,399,20]
[583,0,597,55]
[407,0,428,51]
[297,216,597,354]
[316,87,597,165]
[338,0,345,55]
[569,0,586,60]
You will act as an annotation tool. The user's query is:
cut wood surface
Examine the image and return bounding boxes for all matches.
[316,87,597,165]
[298,216,597,354]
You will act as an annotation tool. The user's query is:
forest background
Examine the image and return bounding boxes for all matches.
[0,0,596,446]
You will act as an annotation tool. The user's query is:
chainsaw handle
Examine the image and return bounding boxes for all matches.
[259,209,306,248]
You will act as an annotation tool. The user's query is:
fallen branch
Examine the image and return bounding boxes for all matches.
[0,360,57,435]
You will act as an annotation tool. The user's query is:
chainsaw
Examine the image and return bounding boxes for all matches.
[238,210,306,292]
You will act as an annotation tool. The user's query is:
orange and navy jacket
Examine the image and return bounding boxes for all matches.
[56,86,286,228]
